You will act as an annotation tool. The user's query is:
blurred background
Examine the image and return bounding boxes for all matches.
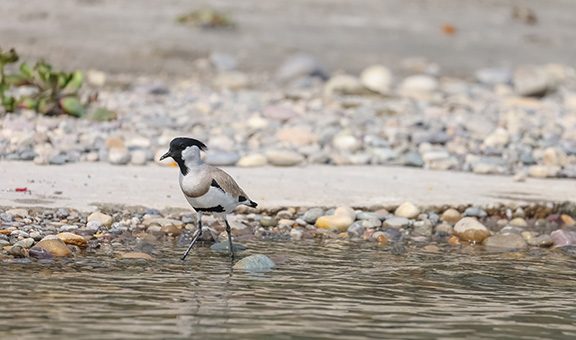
[2,0,575,77]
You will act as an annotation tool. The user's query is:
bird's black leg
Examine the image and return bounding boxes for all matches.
[181,212,203,261]
[224,217,235,260]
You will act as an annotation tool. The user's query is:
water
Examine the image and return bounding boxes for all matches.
[1,240,576,339]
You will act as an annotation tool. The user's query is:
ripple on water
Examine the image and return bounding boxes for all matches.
[1,242,576,339]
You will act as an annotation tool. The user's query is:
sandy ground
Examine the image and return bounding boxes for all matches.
[0,0,575,77]
[1,162,574,211]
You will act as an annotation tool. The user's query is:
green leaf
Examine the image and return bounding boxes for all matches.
[64,71,83,92]
[37,96,52,114]
[4,74,28,86]
[59,96,85,117]
[2,95,16,112]
[0,49,19,64]
[19,62,33,78]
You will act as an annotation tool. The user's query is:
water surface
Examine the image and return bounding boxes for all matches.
[1,241,575,339]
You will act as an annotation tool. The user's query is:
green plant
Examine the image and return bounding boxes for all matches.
[0,48,99,117]
[177,8,236,29]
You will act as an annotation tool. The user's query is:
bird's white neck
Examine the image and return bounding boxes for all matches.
[182,145,203,169]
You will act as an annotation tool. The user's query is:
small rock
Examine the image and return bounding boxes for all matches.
[315,207,356,232]
[205,150,240,166]
[88,211,113,228]
[32,238,72,257]
[265,149,304,166]
[394,202,420,219]
[6,208,29,218]
[237,154,267,167]
[87,69,107,86]
[550,229,576,247]
[347,222,366,238]
[463,207,487,218]
[28,247,53,259]
[454,217,490,243]
[120,252,154,260]
[526,234,554,247]
[290,228,304,241]
[303,208,324,224]
[441,208,461,224]
[333,134,361,152]
[561,214,576,226]
[210,242,247,253]
[360,65,393,94]
[57,232,87,247]
[260,216,278,228]
[161,225,182,236]
[143,217,183,228]
[59,224,79,232]
[108,147,131,165]
[509,217,528,228]
[399,75,438,97]
[484,233,527,250]
[513,66,551,97]
[13,238,35,249]
[213,71,249,89]
[130,150,149,165]
[383,217,411,229]
[413,220,433,237]
[324,74,366,96]
[233,254,275,272]
[8,245,27,257]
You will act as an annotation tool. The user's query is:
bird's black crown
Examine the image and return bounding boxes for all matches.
[169,137,207,152]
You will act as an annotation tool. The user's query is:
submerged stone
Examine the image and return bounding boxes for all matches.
[210,242,247,254]
[233,254,275,272]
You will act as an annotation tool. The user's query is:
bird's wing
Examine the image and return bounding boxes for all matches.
[210,167,248,199]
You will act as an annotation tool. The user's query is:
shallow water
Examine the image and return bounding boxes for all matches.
[1,241,576,340]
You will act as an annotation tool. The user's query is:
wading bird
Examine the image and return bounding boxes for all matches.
[160,137,257,260]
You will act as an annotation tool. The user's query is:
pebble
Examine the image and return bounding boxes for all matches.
[360,65,393,94]
[399,75,438,97]
[213,71,249,89]
[205,151,240,166]
[108,147,131,165]
[347,222,366,238]
[87,211,113,228]
[315,207,356,232]
[454,217,490,243]
[513,66,550,97]
[441,208,461,224]
[394,202,420,219]
[276,53,327,81]
[484,233,527,250]
[413,220,433,237]
[289,228,304,241]
[550,229,576,247]
[475,67,512,85]
[259,216,278,228]
[6,209,29,218]
[57,232,87,247]
[526,234,554,247]
[210,242,247,253]
[463,207,487,218]
[383,216,410,229]
[13,238,35,249]
[32,238,72,257]
[324,74,366,96]
[237,154,267,167]
[265,149,304,166]
[233,254,275,272]
[303,208,324,224]
[509,218,528,228]
[130,149,149,165]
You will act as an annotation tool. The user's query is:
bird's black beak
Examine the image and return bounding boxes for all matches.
[159,151,172,161]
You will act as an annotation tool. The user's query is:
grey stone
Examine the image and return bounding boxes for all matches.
[347,222,365,238]
[13,238,35,249]
[464,207,487,218]
[413,220,433,237]
[205,150,240,166]
[276,54,327,81]
[233,254,276,272]
[209,52,237,72]
[475,67,512,85]
[210,242,247,254]
[484,233,527,250]
[383,217,411,229]
[303,208,325,224]
[527,234,554,247]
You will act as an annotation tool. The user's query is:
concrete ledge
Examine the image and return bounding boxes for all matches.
[0,161,574,211]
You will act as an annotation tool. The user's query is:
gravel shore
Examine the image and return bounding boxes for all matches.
[2,202,576,261]
[1,61,576,179]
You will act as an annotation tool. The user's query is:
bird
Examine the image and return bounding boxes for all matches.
[159,137,257,260]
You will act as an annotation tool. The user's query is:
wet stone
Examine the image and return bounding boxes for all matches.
[210,242,247,254]
[303,208,324,224]
[383,217,410,229]
[484,233,527,250]
[233,254,275,272]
